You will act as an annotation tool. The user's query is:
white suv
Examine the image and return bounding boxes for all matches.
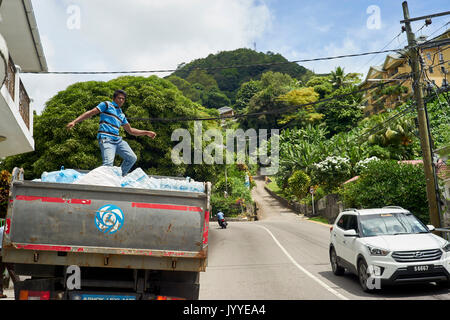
[329,207,450,292]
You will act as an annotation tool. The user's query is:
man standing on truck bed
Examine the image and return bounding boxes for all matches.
[66,90,156,176]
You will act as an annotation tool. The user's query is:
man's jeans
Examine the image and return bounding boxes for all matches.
[98,137,137,176]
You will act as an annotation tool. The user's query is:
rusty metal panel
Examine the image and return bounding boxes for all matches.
[5,180,210,270]
[2,248,207,272]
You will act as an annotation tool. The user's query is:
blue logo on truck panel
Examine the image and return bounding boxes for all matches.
[95,204,124,234]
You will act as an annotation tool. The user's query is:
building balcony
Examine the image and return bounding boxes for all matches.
[0,54,34,158]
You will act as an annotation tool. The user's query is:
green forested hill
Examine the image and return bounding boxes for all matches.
[169,48,313,102]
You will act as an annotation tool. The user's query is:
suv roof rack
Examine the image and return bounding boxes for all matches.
[382,206,405,210]
[343,208,360,215]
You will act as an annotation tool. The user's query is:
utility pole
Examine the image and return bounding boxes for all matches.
[401,1,441,231]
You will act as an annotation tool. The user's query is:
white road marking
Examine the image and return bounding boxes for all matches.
[258,225,349,300]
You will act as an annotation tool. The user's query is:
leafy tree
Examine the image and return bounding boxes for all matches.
[201,86,231,109]
[0,170,11,218]
[171,48,312,103]
[210,164,254,216]
[168,71,230,109]
[1,76,220,182]
[317,85,364,136]
[275,125,328,189]
[306,76,333,99]
[341,160,429,224]
[166,75,202,103]
[234,80,262,112]
[425,91,450,149]
[330,66,361,89]
[186,69,218,90]
[364,110,418,160]
[287,170,311,200]
[277,87,322,125]
[239,71,300,131]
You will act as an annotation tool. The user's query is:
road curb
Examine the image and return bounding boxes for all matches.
[264,185,332,227]
[303,218,332,228]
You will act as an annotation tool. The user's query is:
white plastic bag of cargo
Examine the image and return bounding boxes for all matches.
[74,166,122,187]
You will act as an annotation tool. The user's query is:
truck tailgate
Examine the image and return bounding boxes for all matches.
[3,180,210,271]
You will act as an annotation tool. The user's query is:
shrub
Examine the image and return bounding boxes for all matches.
[354,156,379,174]
[311,156,352,193]
[287,170,311,200]
[0,170,11,218]
[341,160,429,223]
[211,194,243,217]
[210,164,254,216]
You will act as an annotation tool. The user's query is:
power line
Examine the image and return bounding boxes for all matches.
[357,84,450,143]
[355,31,404,73]
[356,77,412,140]
[366,20,449,76]
[22,48,404,75]
[279,75,409,130]
[422,56,450,120]
[412,19,450,49]
[126,76,412,123]
[357,103,415,142]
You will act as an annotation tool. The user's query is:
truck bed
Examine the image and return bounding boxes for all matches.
[2,175,211,272]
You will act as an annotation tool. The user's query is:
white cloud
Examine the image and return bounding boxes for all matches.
[26,0,273,114]
[72,0,272,69]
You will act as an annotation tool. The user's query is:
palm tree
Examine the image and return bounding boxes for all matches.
[330,66,361,89]
[330,66,346,88]
[367,114,416,159]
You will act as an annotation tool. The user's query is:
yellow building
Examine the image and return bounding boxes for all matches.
[361,29,449,117]
[421,29,450,89]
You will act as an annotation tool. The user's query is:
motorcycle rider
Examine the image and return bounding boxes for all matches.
[217,210,226,228]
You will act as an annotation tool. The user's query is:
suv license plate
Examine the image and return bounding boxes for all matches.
[408,265,433,272]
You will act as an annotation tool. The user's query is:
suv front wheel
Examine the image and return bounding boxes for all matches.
[358,259,376,293]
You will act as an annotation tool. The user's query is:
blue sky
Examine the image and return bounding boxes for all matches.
[22,0,449,114]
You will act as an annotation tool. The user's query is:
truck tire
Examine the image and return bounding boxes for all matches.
[158,271,200,300]
[2,270,10,289]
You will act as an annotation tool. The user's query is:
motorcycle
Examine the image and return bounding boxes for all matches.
[218,218,228,229]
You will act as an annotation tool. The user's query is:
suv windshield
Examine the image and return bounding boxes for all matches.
[359,212,428,237]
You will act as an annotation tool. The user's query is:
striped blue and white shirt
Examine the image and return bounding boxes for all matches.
[96,101,128,141]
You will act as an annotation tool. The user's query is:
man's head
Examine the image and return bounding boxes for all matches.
[113,89,127,107]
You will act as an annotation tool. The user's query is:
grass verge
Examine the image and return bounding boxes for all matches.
[308,216,330,225]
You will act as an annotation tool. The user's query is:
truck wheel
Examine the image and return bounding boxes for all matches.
[437,280,450,289]
[330,247,345,276]
[2,271,10,289]
[158,271,200,300]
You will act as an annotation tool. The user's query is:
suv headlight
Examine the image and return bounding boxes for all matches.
[443,242,450,252]
[367,246,390,256]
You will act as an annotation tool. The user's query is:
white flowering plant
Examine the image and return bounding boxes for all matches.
[311,156,352,193]
[354,156,380,174]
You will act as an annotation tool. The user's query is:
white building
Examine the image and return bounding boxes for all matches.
[0,0,47,158]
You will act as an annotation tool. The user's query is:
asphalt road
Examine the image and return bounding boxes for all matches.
[1,177,448,301]
[199,177,450,300]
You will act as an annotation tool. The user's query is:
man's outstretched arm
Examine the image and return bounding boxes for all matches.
[123,123,156,139]
[66,108,100,129]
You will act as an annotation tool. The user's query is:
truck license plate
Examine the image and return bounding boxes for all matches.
[72,293,137,300]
